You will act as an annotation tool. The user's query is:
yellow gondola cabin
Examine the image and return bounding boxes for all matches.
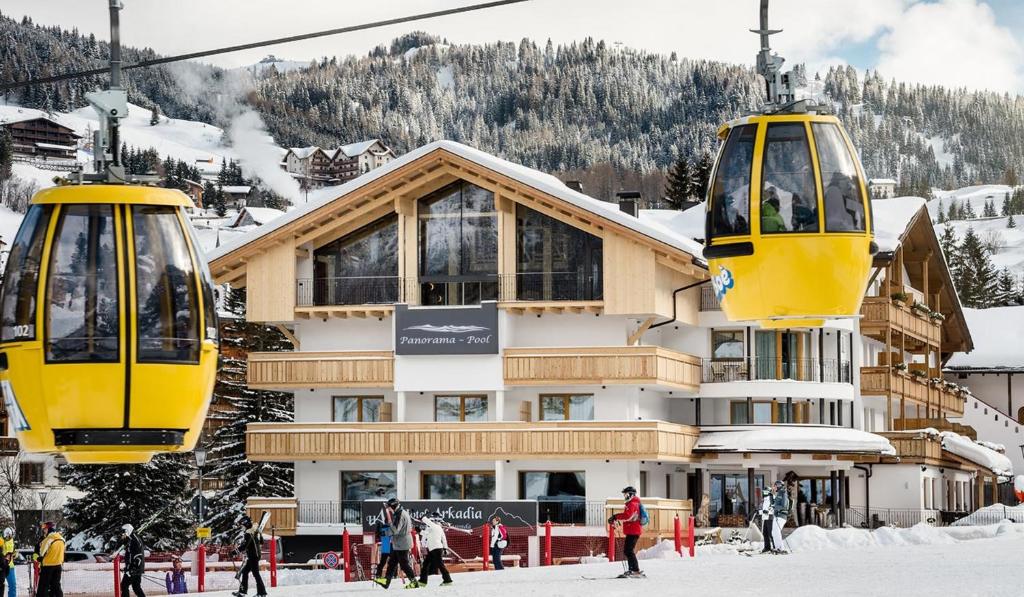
[703,113,876,328]
[0,185,218,464]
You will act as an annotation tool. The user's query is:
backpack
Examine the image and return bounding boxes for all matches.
[638,503,650,526]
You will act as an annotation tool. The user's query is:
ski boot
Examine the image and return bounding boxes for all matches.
[403,580,422,589]
[441,580,454,586]
[372,578,389,588]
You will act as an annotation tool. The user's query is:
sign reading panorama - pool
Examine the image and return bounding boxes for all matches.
[394,303,499,355]
[360,500,538,533]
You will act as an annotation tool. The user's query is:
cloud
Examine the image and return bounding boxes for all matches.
[876,0,1024,92]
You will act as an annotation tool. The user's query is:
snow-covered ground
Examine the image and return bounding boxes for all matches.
[930,184,1016,218]
[934,214,1024,275]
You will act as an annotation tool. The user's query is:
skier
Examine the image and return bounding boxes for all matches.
[0,527,14,597]
[120,524,147,597]
[771,480,790,554]
[233,516,267,597]
[488,515,508,571]
[417,512,452,587]
[374,517,392,580]
[758,487,775,554]
[36,522,64,597]
[165,557,188,594]
[607,486,644,578]
[372,498,420,589]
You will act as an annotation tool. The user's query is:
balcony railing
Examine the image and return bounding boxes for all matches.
[860,368,965,415]
[860,296,941,346]
[498,272,602,302]
[298,500,364,526]
[537,500,608,526]
[247,350,395,389]
[296,276,408,307]
[504,346,701,390]
[701,357,852,384]
[699,285,721,311]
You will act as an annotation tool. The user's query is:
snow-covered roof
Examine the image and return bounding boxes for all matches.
[34,141,77,150]
[221,185,252,194]
[339,139,384,157]
[871,197,926,253]
[694,425,896,455]
[207,140,707,263]
[946,307,1024,369]
[639,207,707,243]
[0,112,77,133]
[939,430,1013,476]
[869,178,897,186]
[288,146,321,160]
[231,207,286,228]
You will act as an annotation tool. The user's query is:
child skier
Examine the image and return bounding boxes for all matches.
[165,557,188,594]
[607,486,644,578]
[417,512,453,587]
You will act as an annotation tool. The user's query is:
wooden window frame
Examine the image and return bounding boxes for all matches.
[421,470,495,499]
[19,461,44,486]
[332,396,385,422]
[710,328,746,361]
[433,394,489,422]
[538,394,595,421]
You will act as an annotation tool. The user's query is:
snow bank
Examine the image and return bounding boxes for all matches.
[695,425,896,455]
[946,306,1024,369]
[785,521,1023,553]
[950,504,1024,526]
[636,539,681,560]
[939,430,1013,476]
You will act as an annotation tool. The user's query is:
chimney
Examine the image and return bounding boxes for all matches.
[616,191,641,217]
[565,180,584,193]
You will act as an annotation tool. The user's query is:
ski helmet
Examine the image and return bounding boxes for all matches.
[621,486,637,497]
[122,523,134,536]
[774,480,785,490]
[1,528,11,539]
[386,498,401,509]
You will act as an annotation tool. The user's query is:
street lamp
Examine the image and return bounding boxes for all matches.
[194,447,207,533]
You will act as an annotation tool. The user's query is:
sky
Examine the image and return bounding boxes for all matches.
[5,0,1024,93]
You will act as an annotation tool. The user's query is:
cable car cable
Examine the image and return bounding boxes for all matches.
[0,0,532,93]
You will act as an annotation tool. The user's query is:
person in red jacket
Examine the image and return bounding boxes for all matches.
[608,486,644,578]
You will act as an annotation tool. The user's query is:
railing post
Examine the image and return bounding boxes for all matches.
[673,515,682,555]
[269,531,278,588]
[482,523,490,570]
[342,528,351,582]
[688,515,696,557]
[607,522,615,563]
[113,554,122,597]
[197,543,206,593]
[544,520,553,566]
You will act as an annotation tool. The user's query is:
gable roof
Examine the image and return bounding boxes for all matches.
[0,114,80,136]
[340,139,387,157]
[287,146,322,160]
[207,141,707,280]
[230,206,287,228]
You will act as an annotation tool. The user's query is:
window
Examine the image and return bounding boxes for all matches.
[133,206,201,363]
[418,182,497,305]
[341,471,396,502]
[922,478,930,509]
[730,401,774,424]
[313,214,399,305]
[515,204,602,301]
[712,329,744,359]
[760,123,818,234]
[813,123,866,232]
[434,395,488,422]
[640,471,648,497]
[422,472,495,499]
[540,394,594,421]
[709,124,756,237]
[19,461,44,486]
[333,397,384,422]
[709,473,765,525]
[46,205,119,362]
[521,471,585,524]
[1,205,51,342]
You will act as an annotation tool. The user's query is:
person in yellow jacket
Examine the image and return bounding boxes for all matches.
[36,522,64,597]
[0,528,14,597]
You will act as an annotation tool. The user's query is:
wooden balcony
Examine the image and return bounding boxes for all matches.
[860,367,965,416]
[860,296,941,350]
[246,420,701,462]
[879,432,943,461]
[503,346,701,391]
[892,418,977,440]
[247,351,394,390]
[245,497,297,536]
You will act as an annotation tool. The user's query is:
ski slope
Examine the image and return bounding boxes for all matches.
[930,185,1015,219]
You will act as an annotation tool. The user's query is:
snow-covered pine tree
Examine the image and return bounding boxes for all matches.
[1002,192,1011,217]
[1009,214,1017,229]
[937,199,946,223]
[994,268,1018,306]
[205,287,294,543]
[693,152,713,203]
[214,187,228,218]
[663,155,692,210]
[149,105,160,126]
[957,227,997,308]
[62,454,194,551]
[982,199,996,218]
[964,201,976,219]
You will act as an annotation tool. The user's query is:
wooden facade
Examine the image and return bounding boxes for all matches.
[1,117,80,160]
[860,366,965,417]
[245,421,701,462]
[245,497,297,536]
[247,351,395,389]
[503,346,701,391]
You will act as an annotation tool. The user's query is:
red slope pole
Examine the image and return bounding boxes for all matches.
[343,528,352,582]
[269,533,278,588]
[482,523,490,570]
[688,515,696,558]
[674,515,682,555]
[607,523,615,563]
[197,544,206,593]
[544,520,552,566]
[113,554,122,597]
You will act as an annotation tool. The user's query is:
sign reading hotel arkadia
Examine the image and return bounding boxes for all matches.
[361,500,538,533]
[394,302,499,355]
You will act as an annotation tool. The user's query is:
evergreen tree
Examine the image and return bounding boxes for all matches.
[1009,214,1017,228]
[214,187,228,218]
[692,152,713,203]
[205,288,294,543]
[983,199,996,218]
[937,199,946,223]
[62,454,194,551]
[939,224,962,284]
[0,129,13,183]
[995,268,1018,306]
[1001,192,1011,217]
[150,105,160,126]
[964,201,976,219]
[957,227,997,308]
[663,155,692,209]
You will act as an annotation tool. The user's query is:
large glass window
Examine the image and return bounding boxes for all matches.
[540,395,594,421]
[434,395,488,422]
[46,205,119,362]
[760,123,818,234]
[312,214,399,305]
[709,124,756,237]
[342,471,396,502]
[422,472,495,499]
[709,473,765,526]
[515,205,602,301]
[813,123,867,232]
[1,205,52,342]
[521,471,586,524]
[730,401,773,424]
[712,330,744,359]
[133,206,200,363]
[333,396,384,422]
[418,182,497,305]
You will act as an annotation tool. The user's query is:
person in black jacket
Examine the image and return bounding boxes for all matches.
[233,516,266,597]
[120,524,146,597]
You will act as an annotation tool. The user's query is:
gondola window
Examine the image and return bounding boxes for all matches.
[760,123,818,234]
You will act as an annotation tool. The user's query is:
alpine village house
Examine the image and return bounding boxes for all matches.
[207,140,1013,559]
